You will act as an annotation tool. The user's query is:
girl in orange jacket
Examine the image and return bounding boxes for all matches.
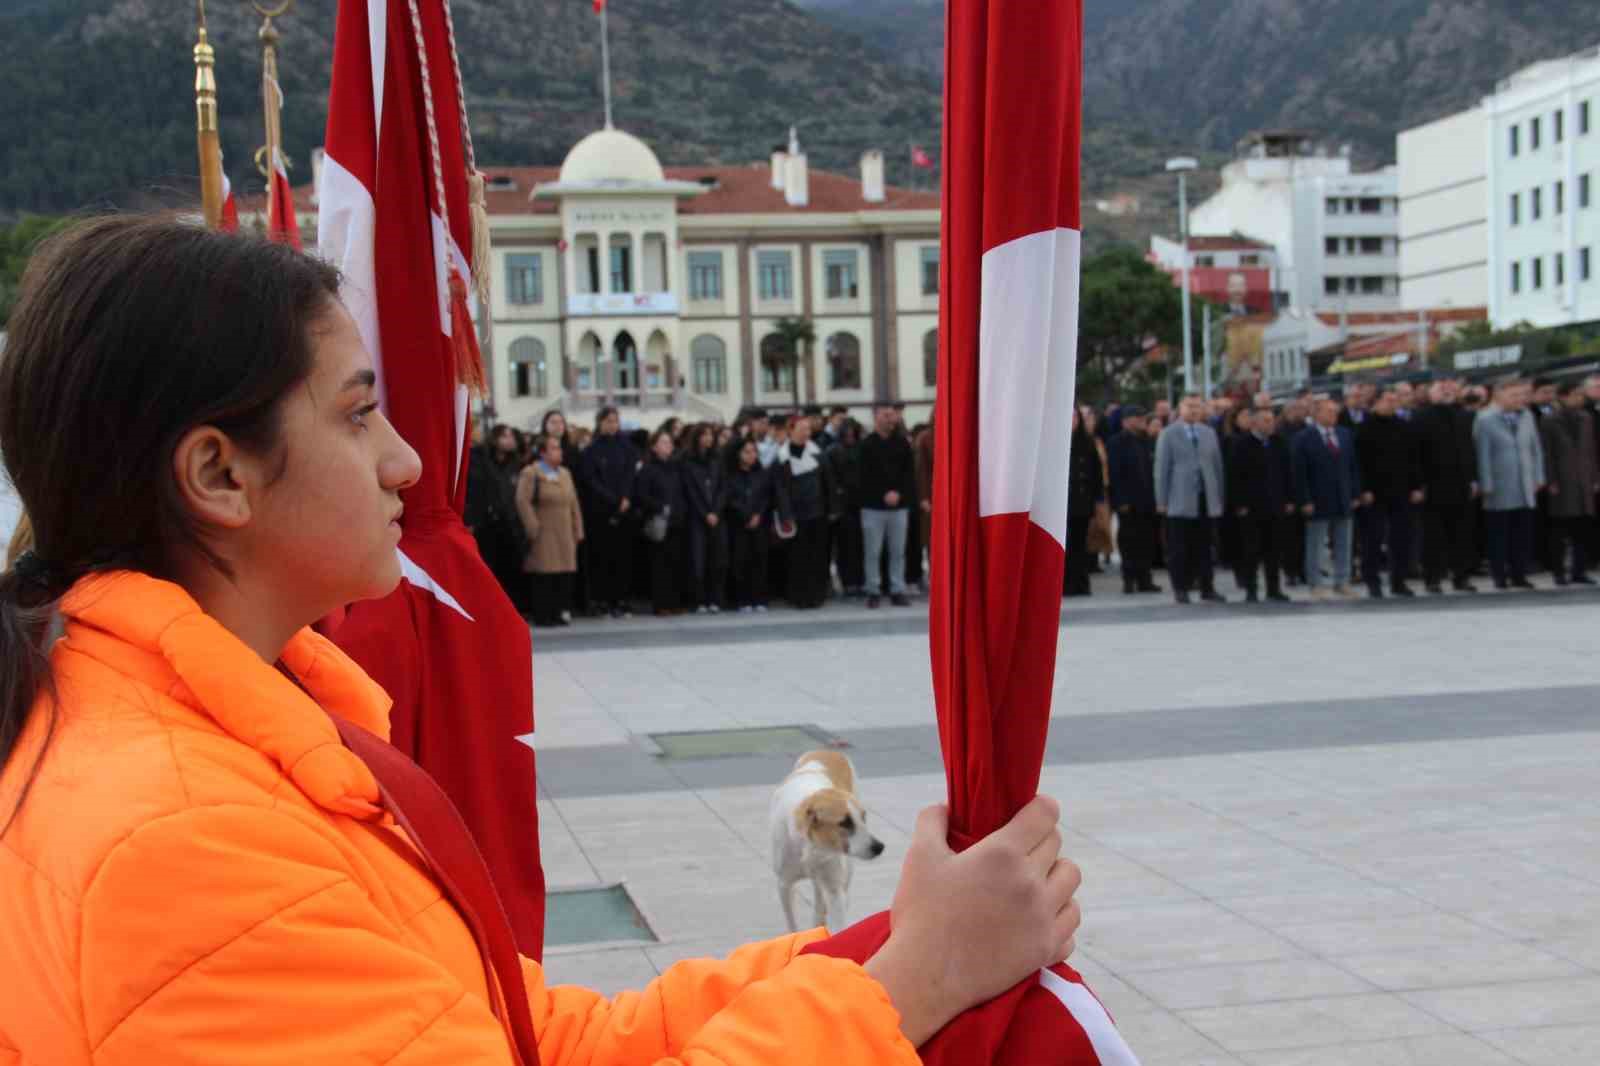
[0,216,1083,1065]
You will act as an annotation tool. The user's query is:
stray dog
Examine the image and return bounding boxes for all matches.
[769,750,885,932]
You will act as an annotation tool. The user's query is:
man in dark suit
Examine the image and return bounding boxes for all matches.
[1226,407,1295,602]
[1107,406,1161,595]
[1355,387,1424,598]
[1294,398,1364,599]
[1414,379,1480,593]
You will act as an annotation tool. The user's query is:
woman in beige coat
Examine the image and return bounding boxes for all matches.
[517,434,585,626]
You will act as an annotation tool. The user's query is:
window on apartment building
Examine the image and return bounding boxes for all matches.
[1510,123,1520,156]
[1581,173,1592,209]
[1360,276,1384,294]
[1533,187,1543,220]
[609,244,632,294]
[1194,255,1215,267]
[1533,256,1544,290]
[1532,116,1542,150]
[1344,198,1357,213]
[1358,197,1382,214]
[1325,197,1340,215]
[1359,237,1383,254]
[1556,109,1565,143]
[1324,276,1341,296]
[1511,261,1521,294]
[757,250,793,301]
[1556,252,1566,286]
[920,246,940,296]
[1241,254,1261,266]
[823,249,860,300]
[505,253,543,306]
[923,329,938,388]
[689,334,727,394]
[1583,101,1592,136]
[1556,180,1566,214]
[1582,247,1592,282]
[1510,192,1521,225]
[687,251,723,301]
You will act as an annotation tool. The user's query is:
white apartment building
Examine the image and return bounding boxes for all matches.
[1398,44,1600,329]
[1188,131,1401,314]
[1397,107,1488,310]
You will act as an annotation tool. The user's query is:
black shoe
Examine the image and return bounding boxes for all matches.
[1200,590,1227,603]
[1266,591,1291,603]
[1494,579,1509,590]
[1572,575,1596,586]
[1426,582,1444,595]
[608,607,624,619]
[1367,585,1384,599]
[890,594,912,607]
[1511,578,1536,590]
[1391,584,1416,598]
[1554,575,1570,587]
[1174,592,1191,605]
[1245,591,1259,603]
[867,596,882,609]
[1138,582,1164,594]
[1453,580,1479,593]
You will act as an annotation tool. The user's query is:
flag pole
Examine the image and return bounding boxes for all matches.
[256,2,288,218]
[193,0,224,229]
[599,3,613,129]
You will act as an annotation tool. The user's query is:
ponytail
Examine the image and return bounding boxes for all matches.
[0,549,63,835]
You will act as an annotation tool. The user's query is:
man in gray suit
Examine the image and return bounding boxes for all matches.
[1474,380,1545,589]
[1156,394,1228,604]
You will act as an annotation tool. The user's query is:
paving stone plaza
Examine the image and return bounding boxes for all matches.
[532,578,1600,1065]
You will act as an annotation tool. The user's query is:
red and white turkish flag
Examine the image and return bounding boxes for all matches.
[317,0,545,956]
[806,2,1138,1062]
[266,148,302,249]
[219,168,240,233]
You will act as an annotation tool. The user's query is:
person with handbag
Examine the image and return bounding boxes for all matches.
[0,217,1087,1066]
[516,434,584,628]
[634,428,689,616]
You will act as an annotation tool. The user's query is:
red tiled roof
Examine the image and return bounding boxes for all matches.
[243,162,938,217]
[1187,234,1274,251]
[1312,307,1487,327]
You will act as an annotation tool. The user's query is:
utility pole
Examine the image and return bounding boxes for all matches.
[1166,156,1199,395]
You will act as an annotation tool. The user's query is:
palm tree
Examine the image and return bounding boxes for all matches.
[770,315,816,411]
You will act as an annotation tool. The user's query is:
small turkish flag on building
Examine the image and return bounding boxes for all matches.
[593,0,605,11]
[911,144,934,169]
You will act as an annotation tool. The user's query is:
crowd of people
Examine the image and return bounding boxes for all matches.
[465,404,935,625]
[1075,375,1600,604]
[469,375,1600,623]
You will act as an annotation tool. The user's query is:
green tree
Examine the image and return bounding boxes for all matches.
[1076,245,1212,404]
[1,214,70,327]
[769,315,816,411]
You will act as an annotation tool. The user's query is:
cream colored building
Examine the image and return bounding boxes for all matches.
[432,127,937,430]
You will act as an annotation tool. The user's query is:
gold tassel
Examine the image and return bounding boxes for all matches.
[468,169,492,310]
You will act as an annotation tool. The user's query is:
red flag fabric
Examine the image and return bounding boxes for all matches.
[911,145,934,169]
[219,169,239,233]
[804,2,1139,1062]
[317,0,545,957]
[267,151,302,249]
[593,0,605,11]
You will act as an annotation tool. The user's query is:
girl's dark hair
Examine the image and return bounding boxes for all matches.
[647,428,677,458]
[0,215,341,813]
[540,409,568,438]
[594,405,619,432]
[725,434,758,475]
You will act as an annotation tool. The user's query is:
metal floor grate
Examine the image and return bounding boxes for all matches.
[545,883,657,947]
[648,724,840,761]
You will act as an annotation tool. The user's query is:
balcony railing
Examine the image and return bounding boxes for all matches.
[567,292,680,317]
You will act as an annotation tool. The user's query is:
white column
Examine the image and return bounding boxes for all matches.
[630,232,641,294]
[599,230,613,295]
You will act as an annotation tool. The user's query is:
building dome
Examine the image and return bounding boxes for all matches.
[558,127,665,185]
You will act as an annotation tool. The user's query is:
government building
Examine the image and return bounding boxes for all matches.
[284,127,940,431]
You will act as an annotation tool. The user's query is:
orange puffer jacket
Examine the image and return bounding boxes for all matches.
[0,572,920,1066]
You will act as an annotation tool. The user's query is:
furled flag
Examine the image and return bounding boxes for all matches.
[804,1,1140,1063]
[594,0,605,12]
[911,144,934,169]
[266,149,301,249]
[317,0,546,956]
[219,165,240,233]
[260,21,302,250]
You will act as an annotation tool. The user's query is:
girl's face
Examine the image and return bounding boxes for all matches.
[739,441,757,469]
[542,438,562,467]
[652,433,675,461]
[547,413,567,438]
[718,428,734,448]
[698,427,714,452]
[241,304,421,618]
[599,412,619,436]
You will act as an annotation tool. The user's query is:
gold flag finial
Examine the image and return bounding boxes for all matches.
[194,0,224,228]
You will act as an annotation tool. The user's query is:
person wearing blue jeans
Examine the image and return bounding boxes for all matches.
[857,405,916,608]
[1293,397,1363,600]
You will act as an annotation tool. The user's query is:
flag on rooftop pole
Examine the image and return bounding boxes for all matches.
[911,144,934,168]
[317,0,546,956]
[805,0,1140,1061]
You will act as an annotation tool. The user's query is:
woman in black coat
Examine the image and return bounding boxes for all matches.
[634,428,690,615]
[682,423,729,612]
[824,418,866,596]
[1065,408,1104,597]
[776,418,835,608]
[724,436,776,611]
[579,406,639,618]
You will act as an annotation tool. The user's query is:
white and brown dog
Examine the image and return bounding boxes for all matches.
[769,750,885,933]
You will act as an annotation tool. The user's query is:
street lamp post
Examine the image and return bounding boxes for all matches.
[1166,156,1199,396]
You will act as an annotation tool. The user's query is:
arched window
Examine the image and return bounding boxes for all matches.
[691,334,727,394]
[575,332,602,392]
[613,330,639,390]
[826,332,861,390]
[923,329,938,388]
[508,337,548,398]
[760,333,793,393]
